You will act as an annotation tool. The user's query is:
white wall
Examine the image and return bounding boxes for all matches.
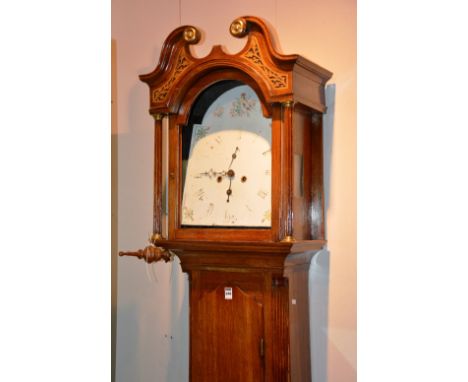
[112,1,356,381]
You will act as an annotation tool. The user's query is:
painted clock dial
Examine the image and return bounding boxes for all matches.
[181,82,272,227]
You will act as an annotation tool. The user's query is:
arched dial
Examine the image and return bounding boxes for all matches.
[181,84,272,227]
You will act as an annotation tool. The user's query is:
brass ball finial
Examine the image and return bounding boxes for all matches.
[183,26,200,44]
[230,17,247,37]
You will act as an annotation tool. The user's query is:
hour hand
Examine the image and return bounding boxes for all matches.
[195,169,227,179]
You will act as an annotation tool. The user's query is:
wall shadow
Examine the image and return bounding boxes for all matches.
[323,84,336,236]
[166,258,190,382]
[114,302,141,381]
[111,38,118,382]
[308,83,335,382]
[309,249,330,382]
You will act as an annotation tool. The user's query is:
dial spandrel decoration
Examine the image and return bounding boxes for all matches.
[181,84,272,227]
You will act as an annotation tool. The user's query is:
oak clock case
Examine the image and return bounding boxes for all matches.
[120,16,332,382]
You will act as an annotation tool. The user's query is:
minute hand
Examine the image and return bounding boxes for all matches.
[225,147,239,202]
[227,147,240,169]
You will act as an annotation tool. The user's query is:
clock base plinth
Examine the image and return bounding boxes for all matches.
[162,239,325,382]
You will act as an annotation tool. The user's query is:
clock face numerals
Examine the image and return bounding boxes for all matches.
[181,84,272,227]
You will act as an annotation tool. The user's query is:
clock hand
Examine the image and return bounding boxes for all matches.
[225,147,239,202]
[226,177,233,202]
[197,147,239,179]
[225,171,248,202]
[196,148,240,201]
[195,169,227,179]
[227,147,239,169]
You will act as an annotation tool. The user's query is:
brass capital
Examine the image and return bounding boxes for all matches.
[150,232,164,244]
[281,235,296,243]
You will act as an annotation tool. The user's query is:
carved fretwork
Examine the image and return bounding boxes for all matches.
[244,38,288,89]
[152,52,192,102]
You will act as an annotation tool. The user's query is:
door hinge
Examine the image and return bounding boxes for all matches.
[260,337,265,358]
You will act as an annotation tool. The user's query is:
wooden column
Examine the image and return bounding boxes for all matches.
[281,101,294,242]
[152,113,163,238]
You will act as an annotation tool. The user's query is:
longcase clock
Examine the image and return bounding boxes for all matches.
[120,16,332,382]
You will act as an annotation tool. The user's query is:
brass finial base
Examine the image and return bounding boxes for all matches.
[183,26,201,44]
[230,17,247,37]
[150,232,164,244]
[153,113,164,121]
[281,235,296,243]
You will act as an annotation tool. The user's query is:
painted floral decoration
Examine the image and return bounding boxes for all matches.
[213,106,224,117]
[195,125,210,141]
[230,92,256,117]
